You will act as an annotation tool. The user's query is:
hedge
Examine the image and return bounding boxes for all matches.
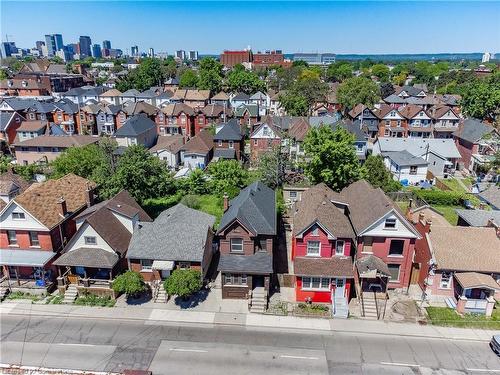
[415,189,480,206]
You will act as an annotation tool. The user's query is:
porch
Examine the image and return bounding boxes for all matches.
[355,255,390,319]
[454,272,499,317]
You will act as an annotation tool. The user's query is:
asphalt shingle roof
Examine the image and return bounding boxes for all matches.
[383,150,428,167]
[218,252,273,274]
[114,113,156,137]
[455,209,500,227]
[53,247,119,268]
[294,256,353,278]
[453,118,495,144]
[213,119,243,141]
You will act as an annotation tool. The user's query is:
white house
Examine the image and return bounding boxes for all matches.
[149,135,184,170]
[383,150,428,184]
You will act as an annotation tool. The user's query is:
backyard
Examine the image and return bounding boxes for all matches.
[426,305,500,329]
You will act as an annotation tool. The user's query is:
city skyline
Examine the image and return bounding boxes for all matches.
[1,1,499,55]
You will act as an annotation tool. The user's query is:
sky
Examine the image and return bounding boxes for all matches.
[1,1,500,55]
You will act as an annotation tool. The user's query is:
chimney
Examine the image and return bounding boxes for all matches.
[85,183,94,207]
[479,202,486,210]
[418,212,425,224]
[57,196,67,217]
[486,218,500,238]
[424,217,433,233]
[223,193,229,212]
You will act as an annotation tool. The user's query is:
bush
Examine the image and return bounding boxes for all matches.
[415,189,464,206]
[164,269,202,298]
[75,294,115,307]
[181,194,201,210]
[112,271,146,297]
[142,193,183,218]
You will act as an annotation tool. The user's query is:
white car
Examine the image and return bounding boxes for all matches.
[491,335,500,356]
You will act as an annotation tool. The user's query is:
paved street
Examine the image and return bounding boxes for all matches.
[1,314,499,374]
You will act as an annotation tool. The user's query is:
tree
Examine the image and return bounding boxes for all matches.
[256,145,291,189]
[206,159,249,197]
[197,57,223,93]
[280,69,328,116]
[302,126,361,191]
[461,75,500,122]
[337,77,380,112]
[278,92,309,116]
[392,71,408,86]
[116,58,170,92]
[225,64,266,94]
[326,62,353,82]
[112,271,146,297]
[164,269,202,298]
[361,155,401,193]
[0,155,12,174]
[380,83,395,99]
[187,168,208,195]
[0,69,8,81]
[179,69,199,88]
[371,64,390,82]
[103,146,175,203]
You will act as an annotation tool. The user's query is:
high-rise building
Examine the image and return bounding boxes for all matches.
[44,34,64,57]
[102,40,111,50]
[189,50,199,61]
[54,34,64,51]
[35,41,45,54]
[79,36,92,58]
[482,52,491,63]
[176,50,186,60]
[0,42,17,58]
[131,45,139,57]
[92,44,102,58]
[148,47,155,58]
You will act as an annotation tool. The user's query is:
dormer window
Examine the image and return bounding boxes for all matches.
[311,226,319,236]
[12,212,26,220]
[306,240,320,256]
[21,81,28,88]
[7,80,13,87]
[84,236,97,245]
[384,218,397,229]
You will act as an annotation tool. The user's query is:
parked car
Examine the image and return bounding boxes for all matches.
[491,335,500,356]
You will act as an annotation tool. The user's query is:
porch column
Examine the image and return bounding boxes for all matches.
[485,296,495,317]
[456,296,467,315]
[15,267,20,286]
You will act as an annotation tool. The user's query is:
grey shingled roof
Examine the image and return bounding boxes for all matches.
[478,184,500,210]
[217,181,276,236]
[114,113,156,137]
[214,148,236,159]
[455,209,500,227]
[453,118,495,144]
[383,150,428,167]
[53,247,119,268]
[232,92,250,101]
[0,112,14,132]
[218,252,273,274]
[213,119,243,141]
[127,203,215,262]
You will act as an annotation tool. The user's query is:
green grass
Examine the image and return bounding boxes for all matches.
[6,291,41,301]
[74,294,115,307]
[440,178,467,193]
[294,303,330,316]
[45,294,63,304]
[431,205,461,225]
[180,194,224,227]
[426,306,500,329]
[396,201,409,212]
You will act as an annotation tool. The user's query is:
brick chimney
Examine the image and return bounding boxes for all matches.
[57,196,67,217]
[85,183,94,208]
[424,217,433,233]
[223,193,229,212]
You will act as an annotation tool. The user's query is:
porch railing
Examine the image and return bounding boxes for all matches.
[465,299,488,310]
[77,278,112,289]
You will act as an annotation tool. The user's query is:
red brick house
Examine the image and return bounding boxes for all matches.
[376,104,408,138]
[160,103,195,137]
[249,122,281,162]
[194,104,230,135]
[0,174,96,295]
[0,78,51,97]
[0,111,25,145]
[213,119,245,161]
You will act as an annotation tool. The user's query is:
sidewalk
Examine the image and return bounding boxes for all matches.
[1,300,495,342]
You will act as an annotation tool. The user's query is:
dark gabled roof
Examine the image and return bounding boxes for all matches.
[234,103,259,117]
[294,256,353,278]
[0,98,39,111]
[180,129,213,154]
[217,181,276,236]
[288,118,310,141]
[214,148,236,159]
[53,247,119,268]
[0,112,14,132]
[149,135,184,153]
[123,101,158,116]
[453,118,495,144]
[114,113,156,137]
[383,150,428,167]
[232,92,250,101]
[218,252,273,274]
[455,209,500,227]
[383,94,406,104]
[213,119,244,141]
[478,184,500,210]
[331,120,367,142]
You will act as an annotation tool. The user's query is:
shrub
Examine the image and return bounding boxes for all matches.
[415,189,464,206]
[142,193,183,218]
[112,271,146,297]
[75,294,115,307]
[181,194,201,210]
[164,269,202,298]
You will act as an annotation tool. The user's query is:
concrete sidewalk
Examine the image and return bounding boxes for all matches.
[1,300,496,342]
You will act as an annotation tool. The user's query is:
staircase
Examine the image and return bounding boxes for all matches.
[0,287,10,301]
[362,295,380,319]
[333,296,349,318]
[249,287,267,313]
[63,284,78,304]
[154,285,167,303]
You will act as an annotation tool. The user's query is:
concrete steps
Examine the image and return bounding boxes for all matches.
[333,297,349,318]
[362,298,379,319]
[155,287,167,303]
[250,287,267,314]
[63,285,78,304]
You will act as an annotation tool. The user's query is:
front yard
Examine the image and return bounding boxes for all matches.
[426,306,500,329]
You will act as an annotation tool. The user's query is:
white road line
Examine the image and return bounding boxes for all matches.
[57,343,97,347]
[169,348,208,353]
[280,355,319,360]
[466,369,500,373]
[380,361,421,367]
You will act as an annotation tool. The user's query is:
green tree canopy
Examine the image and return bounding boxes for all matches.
[371,64,390,82]
[179,69,199,88]
[326,62,353,82]
[256,145,291,189]
[206,159,249,197]
[112,271,146,297]
[226,64,266,94]
[164,269,202,298]
[361,155,401,193]
[461,74,500,122]
[197,57,224,93]
[116,58,171,92]
[337,77,380,112]
[302,126,361,191]
[280,69,328,116]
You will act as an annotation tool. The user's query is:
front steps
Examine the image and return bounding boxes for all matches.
[250,287,267,313]
[63,284,78,304]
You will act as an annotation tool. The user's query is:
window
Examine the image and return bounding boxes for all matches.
[388,264,400,282]
[140,259,153,271]
[389,240,404,256]
[289,191,297,199]
[253,139,258,146]
[224,273,247,285]
[306,240,320,256]
[440,272,451,289]
[311,277,321,288]
[29,232,39,247]
[84,236,97,245]
[12,212,25,220]
[311,226,319,236]
[7,230,17,245]
[228,140,234,149]
[409,165,418,175]
[179,262,190,269]
[302,276,331,290]
[384,129,390,136]
[230,238,243,253]
[384,218,397,229]
[335,240,345,255]
[218,140,222,147]
[29,113,35,120]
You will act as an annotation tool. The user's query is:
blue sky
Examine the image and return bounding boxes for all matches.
[2,1,499,54]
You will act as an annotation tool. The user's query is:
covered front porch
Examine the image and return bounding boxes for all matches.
[355,255,390,319]
[454,272,499,317]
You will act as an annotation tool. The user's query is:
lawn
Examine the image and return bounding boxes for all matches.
[426,306,500,330]
[431,205,462,225]
[439,178,467,193]
[6,291,41,302]
[181,194,224,227]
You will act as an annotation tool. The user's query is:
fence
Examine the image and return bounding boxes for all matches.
[386,191,428,208]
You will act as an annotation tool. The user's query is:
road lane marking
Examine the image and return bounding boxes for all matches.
[380,362,421,367]
[280,355,319,360]
[169,348,208,353]
[58,343,97,347]
[466,369,500,373]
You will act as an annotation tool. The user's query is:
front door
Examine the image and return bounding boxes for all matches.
[161,270,170,279]
[335,278,345,298]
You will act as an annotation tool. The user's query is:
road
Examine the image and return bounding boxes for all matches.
[1,314,499,374]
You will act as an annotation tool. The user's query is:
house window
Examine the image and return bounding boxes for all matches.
[228,140,234,149]
[389,240,404,256]
[440,272,451,289]
[384,129,390,136]
[409,166,418,175]
[289,191,297,200]
[311,226,319,236]
[29,231,40,247]
[12,212,26,220]
[335,240,345,255]
[384,218,397,229]
[230,238,243,253]
[306,240,320,256]
[302,277,330,290]
[84,236,97,245]
[7,230,17,245]
[224,273,247,285]
[388,264,400,282]
[253,139,258,146]
[140,259,153,271]
[179,262,190,269]
[218,140,222,147]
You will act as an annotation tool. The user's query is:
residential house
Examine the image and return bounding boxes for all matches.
[217,182,276,306]
[287,117,310,163]
[211,92,230,107]
[453,118,499,172]
[114,113,158,150]
[429,106,460,139]
[373,138,461,178]
[399,105,432,139]
[269,91,285,116]
[195,104,229,135]
[149,135,184,170]
[234,104,260,127]
[160,103,195,137]
[0,78,52,97]
[15,120,50,143]
[179,129,213,169]
[213,119,245,161]
[127,204,215,284]
[230,93,250,108]
[0,170,32,211]
[0,111,25,145]
[330,120,368,162]
[52,99,79,135]
[249,122,281,162]
[291,183,355,317]
[455,209,500,227]
[383,150,428,184]
[100,89,122,105]
[347,104,379,139]
[249,92,270,116]
[96,104,122,135]
[0,174,96,295]
[61,86,107,105]
[376,105,408,138]
[184,89,211,108]
[477,184,500,210]
[14,135,98,165]
[395,85,427,99]
[25,101,56,122]
[164,77,179,91]
[77,103,100,135]
[412,210,499,316]
[119,89,140,104]
[53,190,152,298]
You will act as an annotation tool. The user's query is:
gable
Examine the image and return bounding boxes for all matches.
[65,222,116,254]
[252,124,278,139]
[361,210,418,239]
[0,101,15,111]
[0,201,48,230]
[295,221,335,240]
[384,110,404,120]
[219,219,254,238]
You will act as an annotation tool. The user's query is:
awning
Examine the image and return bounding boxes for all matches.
[53,247,119,268]
[455,272,500,291]
[152,260,174,271]
[0,249,55,267]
